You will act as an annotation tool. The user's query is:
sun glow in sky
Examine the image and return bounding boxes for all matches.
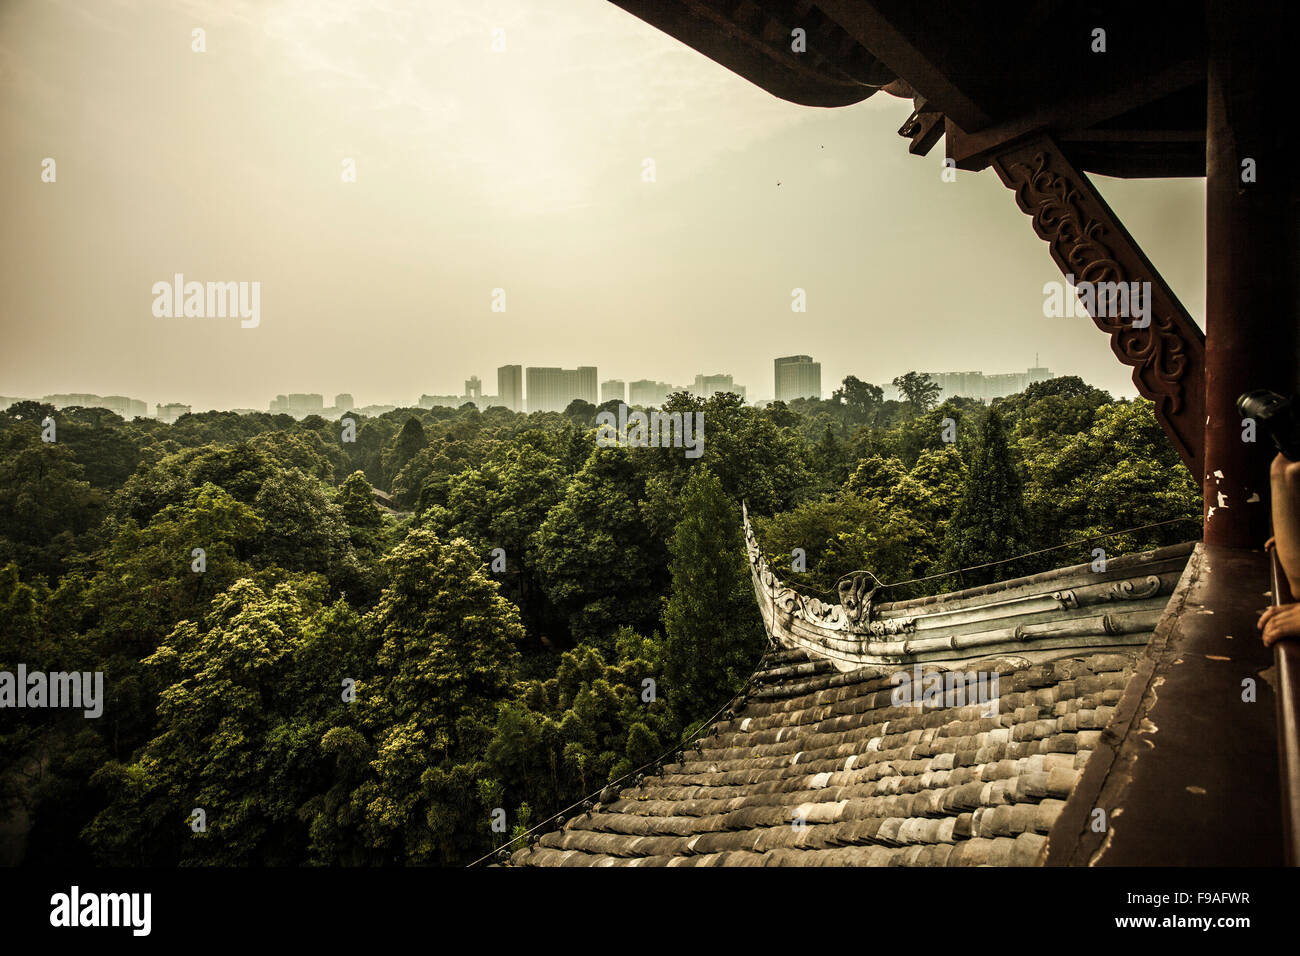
[1,0,1207,411]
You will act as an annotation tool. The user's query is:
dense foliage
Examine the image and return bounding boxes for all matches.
[0,375,1199,865]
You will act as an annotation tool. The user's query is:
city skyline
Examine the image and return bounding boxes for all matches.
[6,357,1072,420]
[1,349,1076,410]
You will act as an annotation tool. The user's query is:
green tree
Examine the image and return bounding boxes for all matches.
[0,428,105,580]
[892,371,942,414]
[1023,399,1199,556]
[339,470,383,535]
[251,467,360,594]
[335,529,523,863]
[755,492,932,596]
[941,408,1029,586]
[532,446,660,645]
[832,375,884,425]
[844,454,906,500]
[84,578,358,865]
[662,468,765,726]
[382,417,428,489]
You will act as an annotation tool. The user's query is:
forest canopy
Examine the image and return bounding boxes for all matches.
[0,376,1199,866]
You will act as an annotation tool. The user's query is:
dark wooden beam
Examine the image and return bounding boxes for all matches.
[946,58,1205,171]
[897,104,945,156]
[989,134,1206,477]
[1060,142,1205,180]
[1057,129,1204,143]
[811,0,993,130]
[1203,0,1300,548]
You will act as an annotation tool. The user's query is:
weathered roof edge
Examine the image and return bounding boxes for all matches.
[1041,542,1284,865]
[742,502,1196,670]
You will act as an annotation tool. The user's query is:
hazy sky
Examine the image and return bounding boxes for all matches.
[1,0,1208,411]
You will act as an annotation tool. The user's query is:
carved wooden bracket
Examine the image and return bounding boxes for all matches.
[989,134,1205,477]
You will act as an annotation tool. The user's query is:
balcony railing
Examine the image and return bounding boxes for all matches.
[1270,545,1300,866]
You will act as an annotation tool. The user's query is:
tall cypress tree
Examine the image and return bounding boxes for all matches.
[383,417,427,487]
[663,467,765,726]
[941,407,1028,586]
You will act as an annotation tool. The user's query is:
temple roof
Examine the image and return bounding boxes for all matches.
[611,0,1208,177]
[508,527,1196,866]
[746,506,1196,670]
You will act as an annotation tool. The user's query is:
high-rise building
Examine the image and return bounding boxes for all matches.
[269,394,325,418]
[156,402,191,424]
[525,366,597,413]
[419,388,504,411]
[43,393,147,419]
[628,379,683,407]
[601,379,626,404]
[574,366,597,406]
[497,365,523,412]
[465,376,482,398]
[335,393,355,413]
[885,365,1056,402]
[774,355,822,402]
[691,373,746,401]
[526,368,562,413]
[288,393,324,417]
[102,396,148,419]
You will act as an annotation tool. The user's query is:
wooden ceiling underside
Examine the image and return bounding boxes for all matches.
[612,0,1208,177]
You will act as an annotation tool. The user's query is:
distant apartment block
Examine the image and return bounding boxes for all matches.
[773,355,822,402]
[43,393,148,419]
[497,365,523,412]
[601,379,626,404]
[270,393,326,418]
[267,393,367,419]
[691,373,746,401]
[526,366,597,413]
[156,402,191,424]
[420,369,539,412]
[883,366,1053,402]
[419,391,502,411]
[627,379,688,407]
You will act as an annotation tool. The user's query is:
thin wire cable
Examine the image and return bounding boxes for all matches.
[767,514,1200,597]
[465,693,739,868]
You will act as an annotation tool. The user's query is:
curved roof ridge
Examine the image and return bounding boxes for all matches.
[742,502,1195,669]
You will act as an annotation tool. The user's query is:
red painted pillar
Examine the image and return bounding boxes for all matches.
[1203,1,1300,548]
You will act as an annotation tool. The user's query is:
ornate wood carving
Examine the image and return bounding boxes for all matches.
[989,135,1205,477]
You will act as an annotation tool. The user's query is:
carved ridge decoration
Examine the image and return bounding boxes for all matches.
[741,506,1162,664]
[743,505,917,640]
[1110,575,1163,601]
[990,136,1205,476]
[1052,589,1080,610]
